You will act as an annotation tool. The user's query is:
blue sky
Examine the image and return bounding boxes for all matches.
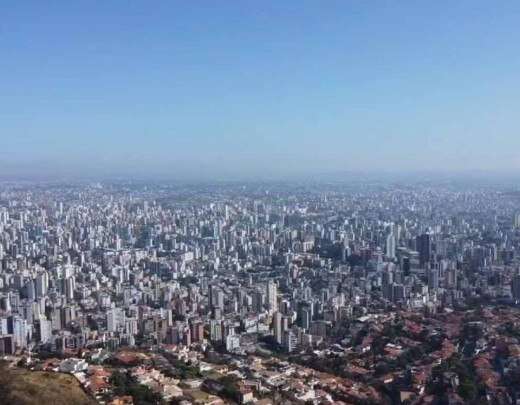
[1,1,519,179]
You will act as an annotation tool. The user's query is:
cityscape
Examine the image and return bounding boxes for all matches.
[1,180,520,404]
[2,1,520,404]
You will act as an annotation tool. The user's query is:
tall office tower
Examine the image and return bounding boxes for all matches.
[446,267,458,289]
[35,271,49,298]
[297,302,312,330]
[392,283,406,302]
[208,284,215,308]
[125,318,138,336]
[252,290,264,313]
[341,237,349,262]
[215,290,225,311]
[396,224,402,242]
[514,213,520,228]
[382,268,394,300]
[402,256,411,276]
[190,320,204,343]
[512,273,520,303]
[35,316,52,343]
[283,330,298,353]
[0,318,8,337]
[0,208,7,224]
[210,319,223,343]
[280,300,291,315]
[65,276,75,301]
[8,315,28,348]
[209,285,224,310]
[107,308,125,333]
[273,311,283,344]
[428,268,440,291]
[416,234,431,267]
[266,280,278,313]
[50,308,61,331]
[25,279,35,300]
[0,295,10,313]
[386,232,396,259]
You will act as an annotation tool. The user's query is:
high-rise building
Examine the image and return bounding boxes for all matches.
[252,290,264,313]
[7,315,28,348]
[341,237,349,262]
[65,276,75,300]
[416,234,431,267]
[283,330,298,353]
[273,311,283,344]
[402,256,411,276]
[226,333,240,352]
[210,319,223,343]
[266,280,278,313]
[107,308,125,333]
[0,335,15,355]
[35,271,49,298]
[428,268,440,291]
[514,213,520,228]
[386,233,396,259]
[512,273,520,303]
[297,302,312,330]
[209,285,225,310]
[446,267,458,289]
[190,320,204,343]
[36,316,52,344]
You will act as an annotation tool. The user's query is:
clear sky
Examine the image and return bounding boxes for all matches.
[1,1,519,180]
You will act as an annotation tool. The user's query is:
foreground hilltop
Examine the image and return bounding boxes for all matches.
[0,360,95,405]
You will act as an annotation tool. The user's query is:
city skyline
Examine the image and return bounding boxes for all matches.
[2,1,520,179]
[2,180,520,404]
[3,3,520,404]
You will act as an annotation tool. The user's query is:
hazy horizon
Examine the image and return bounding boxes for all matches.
[4,167,520,185]
[2,1,520,179]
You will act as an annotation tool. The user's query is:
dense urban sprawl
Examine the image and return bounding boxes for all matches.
[2,181,520,404]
